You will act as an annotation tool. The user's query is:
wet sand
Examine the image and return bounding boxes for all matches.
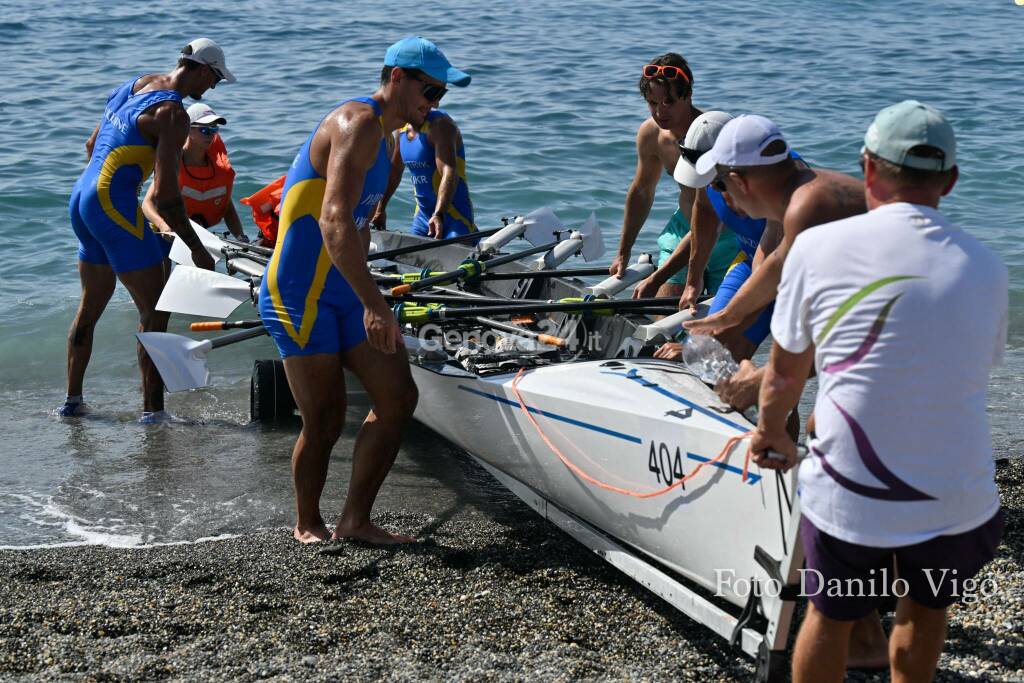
[1,459,1021,682]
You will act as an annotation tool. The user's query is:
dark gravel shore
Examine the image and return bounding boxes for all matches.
[1,459,1021,682]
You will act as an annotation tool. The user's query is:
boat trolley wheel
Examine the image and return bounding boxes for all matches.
[755,640,788,683]
[250,359,296,422]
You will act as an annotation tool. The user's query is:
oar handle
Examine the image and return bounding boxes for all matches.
[474,316,568,349]
[191,319,264,331]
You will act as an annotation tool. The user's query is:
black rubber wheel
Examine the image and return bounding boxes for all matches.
[755,641,788,683]
[250,359,296,422]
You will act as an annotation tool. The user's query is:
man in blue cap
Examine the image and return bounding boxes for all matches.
[257,37,469,544]
[751,101,1006,681]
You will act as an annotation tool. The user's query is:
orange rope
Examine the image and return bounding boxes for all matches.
[510,369,755,498]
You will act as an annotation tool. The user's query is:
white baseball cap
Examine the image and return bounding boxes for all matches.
[694,115,790,181]
[180,38,236,84]
[187,103,227,126]
[673,111,734,188]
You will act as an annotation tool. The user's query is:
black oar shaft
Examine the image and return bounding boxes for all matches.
[209,326,268,349]
[432,297,679,319]
[368,226,501,261]
[222,238,274,257]
[480,266,610,281]
[406,239,561,292]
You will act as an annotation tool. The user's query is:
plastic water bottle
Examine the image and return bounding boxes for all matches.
[682,335,738,385]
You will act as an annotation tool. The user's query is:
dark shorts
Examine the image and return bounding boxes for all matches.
[800,510,1004,621]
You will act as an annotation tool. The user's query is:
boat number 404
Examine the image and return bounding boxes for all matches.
[648,441,686,490]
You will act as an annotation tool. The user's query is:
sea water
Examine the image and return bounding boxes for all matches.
[1,0,1021,547]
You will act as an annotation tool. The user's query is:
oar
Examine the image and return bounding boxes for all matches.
[472,316,569,348]
[136,326,268,392]
[168,220,226,267]
[190,320,263,331]
[368,226,502,261]
[155,265,254,318]
[389,223,603,296]
[389,293,679,307]
[393,297,683,323]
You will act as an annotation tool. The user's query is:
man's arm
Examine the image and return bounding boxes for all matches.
[222,200,245,239]
[147,104,213,269]
[750,341,815,470]
[85,125,100,161]
[611,124,662,276]
[141,182,171,234]
[319,112,402,354]
[680,188,723,310]
[632,232,690,299]
[371,130,403,229]
[427,116,461,239]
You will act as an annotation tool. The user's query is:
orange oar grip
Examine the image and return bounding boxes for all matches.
[190,321,226,331]
[390,284,412,296]
[538,334,568,348]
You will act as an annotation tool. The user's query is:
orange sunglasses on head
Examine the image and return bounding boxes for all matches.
[642,64,690,84]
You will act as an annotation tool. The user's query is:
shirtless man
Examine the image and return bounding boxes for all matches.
[683,115,866,410]
[610,53,737,306]
[257,37,469,543]
[61,38,231,421]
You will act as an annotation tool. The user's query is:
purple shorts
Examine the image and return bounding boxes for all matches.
[800,510,1003,621]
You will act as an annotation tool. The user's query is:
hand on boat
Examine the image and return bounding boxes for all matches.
[677,284,701,313]
[653,342,682,361]
[683,307,738,336]
[609,253,629,278]
[750,427,799,471]
[714,360,762,411]
[632,275,661,299]
[370,207,387,230]
[364,302,403,355]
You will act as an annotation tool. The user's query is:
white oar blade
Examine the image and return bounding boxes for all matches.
[522,207,563,246]
[156,266,252,318]
[586,254,655,297]
[578,212,605,263]
[136,332,214,392]
[632,300,712,343]
[169,220,224,267]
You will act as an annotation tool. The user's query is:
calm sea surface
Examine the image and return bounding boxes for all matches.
[1,0,1021,547]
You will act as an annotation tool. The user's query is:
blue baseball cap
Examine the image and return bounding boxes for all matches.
[384,37,470,87]
[863,100,956,171]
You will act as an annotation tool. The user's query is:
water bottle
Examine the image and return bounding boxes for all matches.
[682,334,738,385]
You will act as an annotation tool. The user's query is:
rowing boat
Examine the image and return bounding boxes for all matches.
[145,217,801,681]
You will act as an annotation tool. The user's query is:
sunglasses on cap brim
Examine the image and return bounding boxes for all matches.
[677,143,704,167]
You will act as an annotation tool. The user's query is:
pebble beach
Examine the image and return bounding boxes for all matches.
[1,457,1020,682]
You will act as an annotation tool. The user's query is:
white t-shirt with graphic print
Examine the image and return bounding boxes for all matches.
[772,202,1006,548]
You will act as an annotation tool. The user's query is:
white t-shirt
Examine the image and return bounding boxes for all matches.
[772,202,1007,548]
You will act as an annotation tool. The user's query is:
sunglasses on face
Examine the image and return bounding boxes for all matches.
[642,64,691,84]
[407,72,447,102]
[193,126,219,136]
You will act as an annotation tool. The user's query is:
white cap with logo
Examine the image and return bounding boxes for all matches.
[187,103,227,126]
[693,115,790,184]
[180,38,236,84]
[674,111,734,188]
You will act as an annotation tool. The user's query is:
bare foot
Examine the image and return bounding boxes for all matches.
[332,520,416,545]
[293,524,331,544]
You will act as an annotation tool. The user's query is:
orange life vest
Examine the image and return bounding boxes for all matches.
[240,175,286,245]
[180,134,235,227]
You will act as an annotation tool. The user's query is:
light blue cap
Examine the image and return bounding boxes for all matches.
[384,36,470,87]
[863,100,956,171]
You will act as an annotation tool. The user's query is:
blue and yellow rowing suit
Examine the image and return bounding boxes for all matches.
[258,97,391,357]
[70,77,181,272]
[707,150,803,345]
[399,109,476,239]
